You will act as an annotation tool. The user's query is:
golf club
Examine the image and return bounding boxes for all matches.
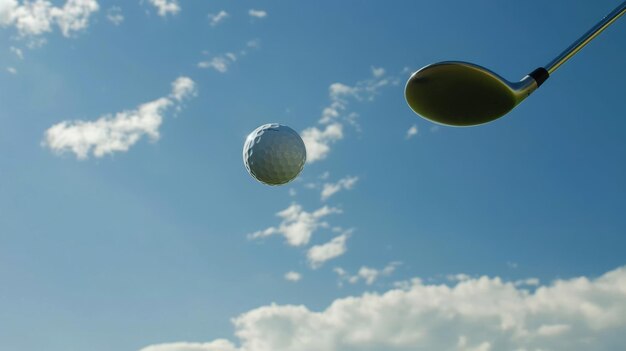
[405,1,626,127]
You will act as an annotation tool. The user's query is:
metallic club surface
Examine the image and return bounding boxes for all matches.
[405,61,538,127]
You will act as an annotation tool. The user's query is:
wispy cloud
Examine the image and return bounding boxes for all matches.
[302,68,396,163]
[245,39,260,50]
[321,175,359,201]
[138,265,626,351]
[106,6,123,26]
[10,46,23,59]
[406,124,418,139]
[198,41,259,73]
[198,56,233,73]
[284,271,302,282]
[147,0,180,17]
[307,231,350,269]
[248,203,341,247]
[335,261,401,285]
[43,76,196,159]
[208,10,228,27]
[0,0,99,40]
[371,66,385,78]
[140,340,237,351]
[6,66,17,74]
[248,9,267,18]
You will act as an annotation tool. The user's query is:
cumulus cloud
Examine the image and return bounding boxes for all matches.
[0,0,99,39]
[406,124,418,139]
[147,0,179,17]
[139,266,626,351]
[106,6,123,26]
[284,271,301,282]
[171,76,196,101]
[248,9,267,18]
[301,123,343,163]
[248,203,341,247]
[321,175,359,201]
[208,10,228,27]
[307,231,349,268]
[43,76,196,159]
[336,261,401,285]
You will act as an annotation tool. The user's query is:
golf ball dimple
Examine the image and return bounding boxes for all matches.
[243,123,307,186]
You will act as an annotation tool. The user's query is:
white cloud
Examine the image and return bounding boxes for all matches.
[139,266,626,351]
[171,76,196,102]
[328,82,358,99]
[507,261,519,269]
[248,9,267,18]
[321,175,359,201]
[6,66,17,74]
[333,267,347,277]
[198,56,232,73]
[245,39,260,49]
[43,76,196,159]
[355,267,378,285]
[53,0,99,36]
[302,68,395,163]
[284,271,302,282]
[336,261,401,286]
[301,123,343,163]
[10,46,23,59]
[199,41,258,73]
[208,10,228,27]
[307,232,349,269]
[371,66,385,78]
[248,203,341,247]
[147,0,179,17]
[406,124,418,139]
[0,0,99,38]
[0,0,16,24]
[106,6,123,25]
[140,340,238,351]
[537,323,571,337]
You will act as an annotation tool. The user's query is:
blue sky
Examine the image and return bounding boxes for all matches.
[1,1,626,350]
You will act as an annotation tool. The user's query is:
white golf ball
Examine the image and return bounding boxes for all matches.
[243,123,307,186]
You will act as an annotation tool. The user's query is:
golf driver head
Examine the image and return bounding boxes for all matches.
[405,61,542,126]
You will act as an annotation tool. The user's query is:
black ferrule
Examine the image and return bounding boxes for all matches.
[529,67,550,87]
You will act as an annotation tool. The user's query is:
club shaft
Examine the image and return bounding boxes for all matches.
[545,1,626,74]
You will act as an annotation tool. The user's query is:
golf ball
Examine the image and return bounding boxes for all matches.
[243,123,307,186]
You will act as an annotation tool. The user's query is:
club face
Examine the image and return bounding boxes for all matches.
[405,61,524,127]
